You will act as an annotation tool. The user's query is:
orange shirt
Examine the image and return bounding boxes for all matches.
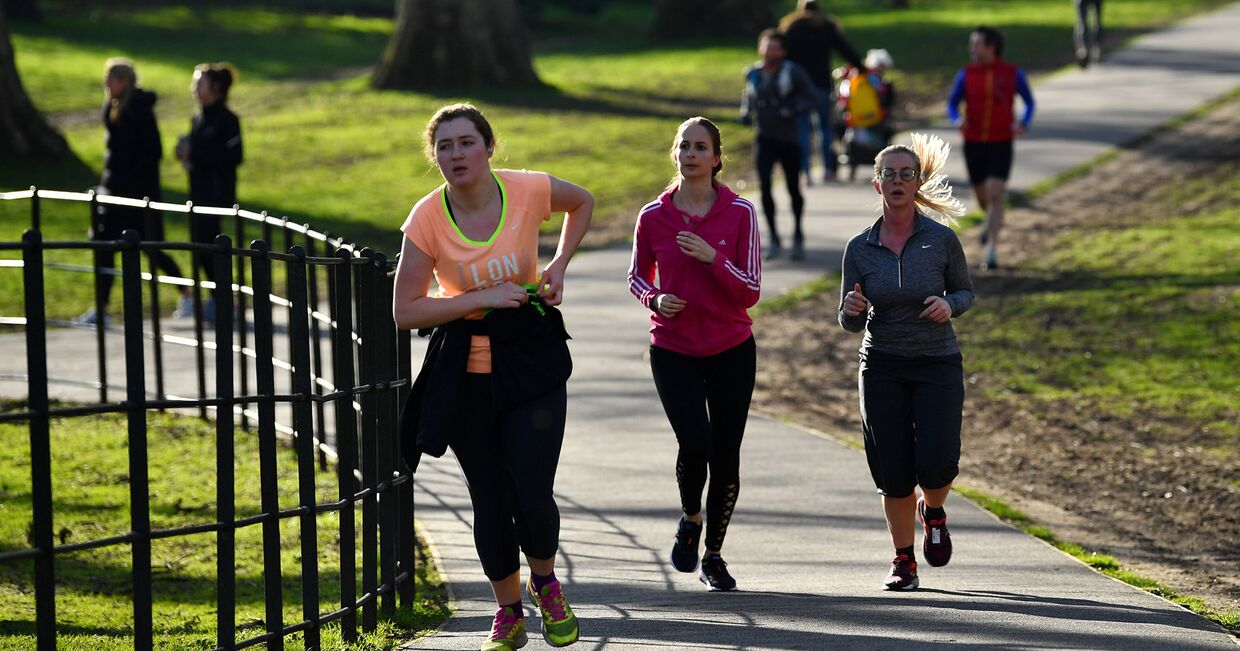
[401,169,552,373]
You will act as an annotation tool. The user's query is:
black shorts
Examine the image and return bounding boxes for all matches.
[858,349,963,497]
[963,140,1014,185]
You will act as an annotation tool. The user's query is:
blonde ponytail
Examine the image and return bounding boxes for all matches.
[872,133,966,225]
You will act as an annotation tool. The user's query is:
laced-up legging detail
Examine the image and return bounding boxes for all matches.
[650,337,756,552]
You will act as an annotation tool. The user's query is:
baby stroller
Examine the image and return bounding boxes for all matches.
[834,49,895,181]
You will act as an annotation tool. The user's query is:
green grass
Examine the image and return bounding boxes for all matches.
[962,169,1239,437]
[955,486,1240,634]
[0,405,448,649]
[1,0,1230,322]
[750,274,840,317]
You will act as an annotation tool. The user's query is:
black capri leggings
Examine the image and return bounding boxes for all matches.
[650,336,755,553]
[92,206,183,303]
[450,373,567,581]
[859,349,963,498]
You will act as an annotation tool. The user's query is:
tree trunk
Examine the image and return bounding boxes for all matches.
[0,7,72,160]
[1,0,39,22]
[650,0,775,39]
[372,0,541,90]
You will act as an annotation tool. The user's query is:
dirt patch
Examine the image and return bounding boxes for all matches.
[752,97,1240,614]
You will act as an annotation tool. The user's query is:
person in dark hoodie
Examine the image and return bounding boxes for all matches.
[78,58,187,325]
[392,104,592,650]
[627,117,761,592]
[174,62,242,319]
[780,0,863,184]
[740,29,815,261]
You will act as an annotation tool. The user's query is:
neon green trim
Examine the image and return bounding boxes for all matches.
[440,171,508,247]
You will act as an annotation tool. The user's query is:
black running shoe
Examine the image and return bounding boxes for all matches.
[669,518,702,573]
[883,554,919,591]
[918,497,953,567]
[698,555,737,592]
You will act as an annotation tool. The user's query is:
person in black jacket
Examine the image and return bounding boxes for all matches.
[780,0,863,183]
[79,58,187,325]
[174,62,242,319]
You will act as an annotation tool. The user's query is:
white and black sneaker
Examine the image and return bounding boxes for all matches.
[698,554,737,592]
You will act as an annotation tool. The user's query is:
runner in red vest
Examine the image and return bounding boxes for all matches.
[947,25,1035,271]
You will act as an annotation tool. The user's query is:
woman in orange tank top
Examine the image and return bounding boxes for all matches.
[393,104,593,649]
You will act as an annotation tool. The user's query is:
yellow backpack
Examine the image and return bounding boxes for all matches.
[847,73,885,128]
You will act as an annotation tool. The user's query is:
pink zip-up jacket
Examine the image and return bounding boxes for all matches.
[627,183,762,357]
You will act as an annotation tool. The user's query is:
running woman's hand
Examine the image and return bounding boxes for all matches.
[919,295,952,323]
[537,260,567,306]
[676,231,717,265]
[655,293,687,318]
[480,281,529,310]
[843,283,868,317]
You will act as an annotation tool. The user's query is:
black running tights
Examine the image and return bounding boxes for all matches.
[450,373,567,581]
[650,336,755,553]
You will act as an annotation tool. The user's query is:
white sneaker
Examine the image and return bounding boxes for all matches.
[74,309,109,326]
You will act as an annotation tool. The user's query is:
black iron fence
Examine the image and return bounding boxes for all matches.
[0,188,416,650]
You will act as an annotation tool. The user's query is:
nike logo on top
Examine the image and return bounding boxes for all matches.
[922,244,933,248]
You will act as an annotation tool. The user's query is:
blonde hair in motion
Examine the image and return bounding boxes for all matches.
[873,133,965,225]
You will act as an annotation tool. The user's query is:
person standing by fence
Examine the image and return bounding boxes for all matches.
[79,58,187,325]
[393,104,592,650]
[627,117,761,592]
[839,134,973,591]
[947,25,1035,271]
[780,0,864,184]
[740,28,815,261]
[175,62,242,319]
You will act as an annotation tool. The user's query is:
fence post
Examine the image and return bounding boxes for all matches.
[22,230,56,650]
[372,253,397,616]
[30,186,40,230]
[89,190,107,404]
[144,197,166,402]
[234,206,250,432]
[396,305,415,608]
[331,249,358,642]
[120,230,153,648]
[188,202,208,419]
[250,240,284,650]
[355,249,379,632]
[288,246,321,648]
[213,236,237,649]
[305,230,329,470]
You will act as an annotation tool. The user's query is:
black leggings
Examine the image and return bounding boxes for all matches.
[189,216,223,283]
[755,136,804,246]
[92,207,183,304]
[450,373,566,581]
[650,336,755,553]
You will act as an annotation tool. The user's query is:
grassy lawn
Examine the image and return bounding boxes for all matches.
[0,0,1231,318]
[0,406,448,650]
[960,167,1239,443]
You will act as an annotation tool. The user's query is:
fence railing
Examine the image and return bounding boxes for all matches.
[0,188,416,650]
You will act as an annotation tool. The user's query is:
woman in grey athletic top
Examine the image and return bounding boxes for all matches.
[839,134,973,592]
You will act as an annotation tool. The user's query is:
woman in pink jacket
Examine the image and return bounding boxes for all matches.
[627,117,762,592]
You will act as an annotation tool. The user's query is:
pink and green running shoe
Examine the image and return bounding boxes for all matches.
[527,578,580,647]
[480,605,527,651]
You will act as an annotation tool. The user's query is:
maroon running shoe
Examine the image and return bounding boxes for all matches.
[883,553,919,591]
[918,497,953,567]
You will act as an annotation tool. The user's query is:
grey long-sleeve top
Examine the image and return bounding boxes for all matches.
[838,214,974,357]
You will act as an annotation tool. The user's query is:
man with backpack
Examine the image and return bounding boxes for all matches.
[740,28,816,261]
[947,25,1035,270]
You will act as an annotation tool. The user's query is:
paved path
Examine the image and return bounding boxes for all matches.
[2,4,1238,649]
[405,5,1240,650]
